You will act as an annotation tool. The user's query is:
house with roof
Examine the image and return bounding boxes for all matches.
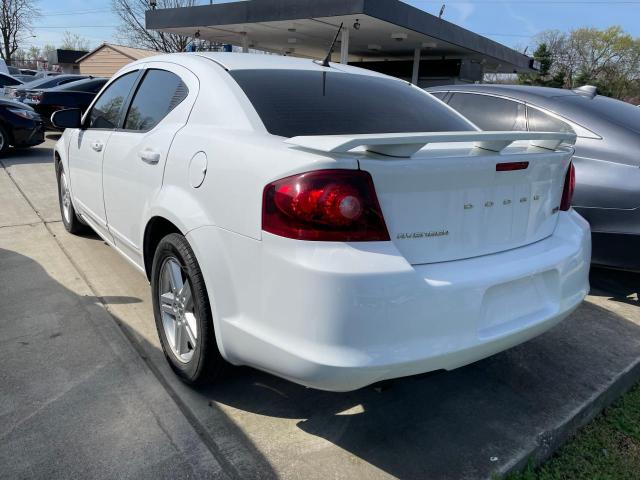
[77,43,158,77]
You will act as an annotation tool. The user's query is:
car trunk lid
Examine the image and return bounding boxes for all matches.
[286,131,575,265]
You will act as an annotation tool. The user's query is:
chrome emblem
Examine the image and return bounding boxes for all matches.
[485,201,494,207]
[397,230,449,240]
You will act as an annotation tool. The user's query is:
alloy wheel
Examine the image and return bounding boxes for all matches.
[158,256,198,363]
[60,171,72,224]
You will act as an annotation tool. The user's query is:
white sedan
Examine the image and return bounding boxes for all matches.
[52,53,591,392]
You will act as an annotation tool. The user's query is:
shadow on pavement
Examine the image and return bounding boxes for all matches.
[0,246,276,480]
[589,267,639,307]
[3,146,54,166]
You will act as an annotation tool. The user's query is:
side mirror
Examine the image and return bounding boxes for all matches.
[51,108,82,129]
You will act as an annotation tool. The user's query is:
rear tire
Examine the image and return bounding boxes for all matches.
[151,233,226,385]
[56,164,86,234]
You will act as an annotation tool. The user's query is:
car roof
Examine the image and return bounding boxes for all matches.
[426,83,640,136]
[425,84,580,105]
[129,52,390,79]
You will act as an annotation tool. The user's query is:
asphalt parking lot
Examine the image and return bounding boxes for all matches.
[2,138,640,480]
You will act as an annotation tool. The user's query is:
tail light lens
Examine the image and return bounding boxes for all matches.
[30,94,42,104]
[262,169,390,241]
[560,162,575,211]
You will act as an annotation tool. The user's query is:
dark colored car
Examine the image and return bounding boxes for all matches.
[0,72,23,94]
[426,84,640,271]
[0,97,44,155]
[24,77,108,127]
[5,74,89,102]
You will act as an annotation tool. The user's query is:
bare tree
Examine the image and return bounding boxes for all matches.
[112,0,197,53]
[0,0,39,65]
[61,31,91,52]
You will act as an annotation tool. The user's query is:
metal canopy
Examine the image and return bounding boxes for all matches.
[146,0,535,74]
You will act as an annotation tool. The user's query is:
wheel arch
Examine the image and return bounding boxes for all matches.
[143,216,183,280]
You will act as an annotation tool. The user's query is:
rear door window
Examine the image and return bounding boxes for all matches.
[447,93,526,131]
[123,69,189,132]
[230,70,473,137]
[527,107,574,134]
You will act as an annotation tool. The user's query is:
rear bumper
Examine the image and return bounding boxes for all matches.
[189,209,591,392]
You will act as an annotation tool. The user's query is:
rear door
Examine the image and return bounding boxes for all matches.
[102,64,197,267]
[68,70,139,238]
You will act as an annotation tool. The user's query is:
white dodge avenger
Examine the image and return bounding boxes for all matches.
[52,53,591,391]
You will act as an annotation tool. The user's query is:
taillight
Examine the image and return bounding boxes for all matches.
[560,162,575,211]
[30,94,42,104]
[262,169,390,241]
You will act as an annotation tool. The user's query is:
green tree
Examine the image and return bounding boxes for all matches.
[521,26,640,100]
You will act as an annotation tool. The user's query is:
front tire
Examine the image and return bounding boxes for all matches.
[151,233,225,385]
[56,164,86,234]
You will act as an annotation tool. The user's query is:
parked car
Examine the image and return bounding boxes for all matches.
[0,97,44,155]
[52,53,590,391]
[427,84,640,271]
[24,77,108,127]
[6,74,88,102]
[0,72,23,95]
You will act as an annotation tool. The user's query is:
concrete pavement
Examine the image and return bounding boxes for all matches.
[1,139,640,479]
[0,142,231,480]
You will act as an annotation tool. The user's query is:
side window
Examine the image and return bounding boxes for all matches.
[123,69,188,132]
[88,72,138,129]
[448,93,526,131]
[527,106,575,134]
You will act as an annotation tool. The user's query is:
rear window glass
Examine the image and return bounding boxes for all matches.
[229,69,473,137]
[22,76,86,90]
[559,95,640,134]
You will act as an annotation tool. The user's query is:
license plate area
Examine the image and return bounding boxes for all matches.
[479,271,560,339]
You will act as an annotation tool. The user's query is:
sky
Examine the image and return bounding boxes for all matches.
[31,0,640,53]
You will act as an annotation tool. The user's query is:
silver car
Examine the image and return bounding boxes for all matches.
[427,84,640,271]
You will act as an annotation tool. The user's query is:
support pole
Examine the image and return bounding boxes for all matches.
[340,27,349,64]
[411,47,421,85]
[242,33,249,53]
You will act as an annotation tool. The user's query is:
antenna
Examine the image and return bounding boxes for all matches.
[320,22,343,67]
[438,4,446,18]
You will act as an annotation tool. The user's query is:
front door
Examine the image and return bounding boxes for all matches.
[102,64,197,268]
[67,70,139,237]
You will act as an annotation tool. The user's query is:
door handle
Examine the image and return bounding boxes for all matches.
[138,149,161,165]
[91,141,103,152]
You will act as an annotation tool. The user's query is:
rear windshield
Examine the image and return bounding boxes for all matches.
[230,69,473,138]
[53,79,107,93]
[559,95,640,133]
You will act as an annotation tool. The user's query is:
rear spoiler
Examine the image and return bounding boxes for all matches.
[285,131,576,158]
